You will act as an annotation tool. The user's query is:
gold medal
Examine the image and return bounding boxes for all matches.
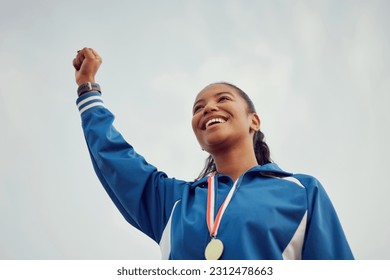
[205,238,224,260]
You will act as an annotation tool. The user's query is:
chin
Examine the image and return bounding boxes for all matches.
[203,135,231,151]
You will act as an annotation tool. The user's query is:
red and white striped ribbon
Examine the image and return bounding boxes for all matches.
[206,175,238,237]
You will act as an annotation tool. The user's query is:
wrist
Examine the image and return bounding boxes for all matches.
[76,75,95,86]
[77,82,101,97]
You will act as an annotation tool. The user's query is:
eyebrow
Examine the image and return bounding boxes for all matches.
[193,91,235,110]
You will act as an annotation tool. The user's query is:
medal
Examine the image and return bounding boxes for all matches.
[204,175,239,260]
[205,238,224,260]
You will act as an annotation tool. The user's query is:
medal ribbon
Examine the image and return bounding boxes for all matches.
[206,175,238,238]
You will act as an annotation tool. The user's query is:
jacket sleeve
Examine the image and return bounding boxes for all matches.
[76,92,185,243]
[293,174,354,260]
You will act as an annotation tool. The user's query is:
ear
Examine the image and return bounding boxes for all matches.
[249,113,261,132]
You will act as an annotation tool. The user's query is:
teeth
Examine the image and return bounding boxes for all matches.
[205,118,226,128]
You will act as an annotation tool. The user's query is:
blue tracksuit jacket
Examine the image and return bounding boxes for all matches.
[76,92,354,260]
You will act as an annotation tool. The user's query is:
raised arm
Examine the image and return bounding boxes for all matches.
[72,48,186,244]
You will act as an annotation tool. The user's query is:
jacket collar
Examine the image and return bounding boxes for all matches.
[191,163,293,188]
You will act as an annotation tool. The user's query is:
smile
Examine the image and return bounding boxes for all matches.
[205,118,227,129]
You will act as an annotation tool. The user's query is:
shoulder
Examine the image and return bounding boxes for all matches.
[258,163,329,201]
[291,173,328,197]
[253,163,321,191]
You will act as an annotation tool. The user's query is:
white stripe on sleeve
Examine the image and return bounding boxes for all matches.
[79,102,105,115]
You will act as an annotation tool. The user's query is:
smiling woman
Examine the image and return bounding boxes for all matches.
[192,82,272,181]
[73,48,354,260]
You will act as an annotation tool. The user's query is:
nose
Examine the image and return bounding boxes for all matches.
[203,101,218,115]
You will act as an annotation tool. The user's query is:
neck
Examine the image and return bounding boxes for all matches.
[211,142,258,182]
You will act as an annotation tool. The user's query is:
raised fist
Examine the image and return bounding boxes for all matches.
[73,48,102,86]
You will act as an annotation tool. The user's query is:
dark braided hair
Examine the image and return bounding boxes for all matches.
[195,82,272,180]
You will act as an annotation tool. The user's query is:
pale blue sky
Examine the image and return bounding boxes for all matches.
[1,0,389,259]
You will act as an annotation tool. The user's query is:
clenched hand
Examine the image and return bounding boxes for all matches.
[73,48,102,86]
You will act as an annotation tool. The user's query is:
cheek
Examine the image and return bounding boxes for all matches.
[191,115,199,133]
[234,115,253,133]
[191,115,206,145]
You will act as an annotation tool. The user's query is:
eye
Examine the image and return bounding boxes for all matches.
[193,105,204,114]
[218,96,231,102]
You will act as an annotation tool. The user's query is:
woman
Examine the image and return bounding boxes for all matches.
[73,48,354,260]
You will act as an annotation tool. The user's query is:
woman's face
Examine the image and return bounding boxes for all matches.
[191,83,260,153]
